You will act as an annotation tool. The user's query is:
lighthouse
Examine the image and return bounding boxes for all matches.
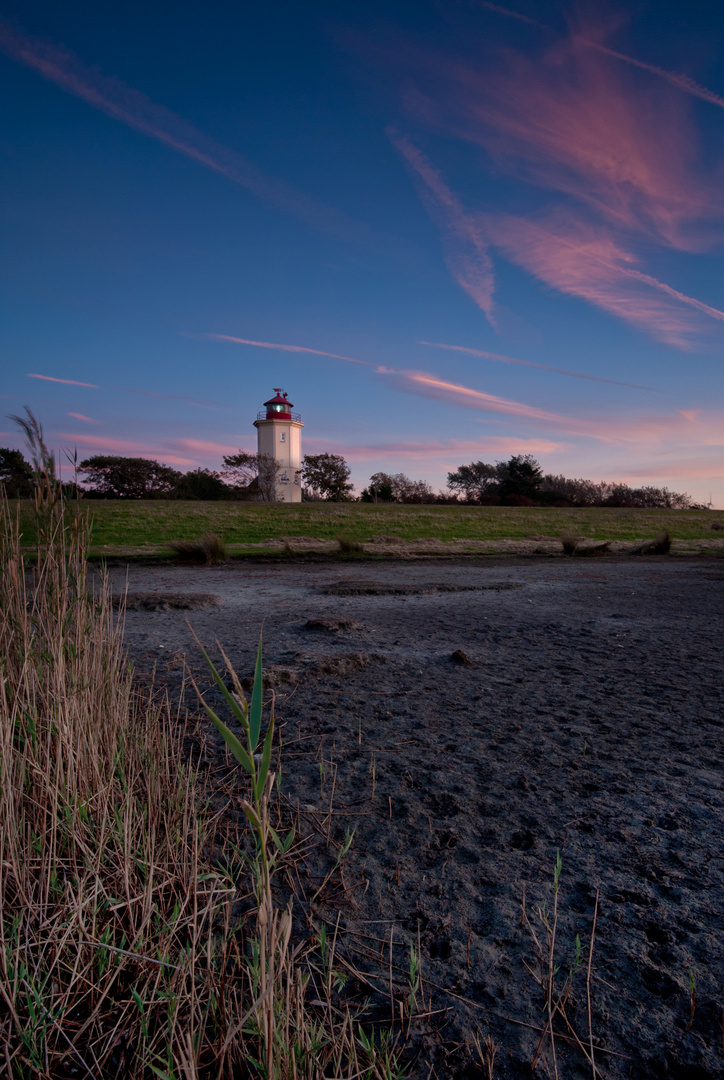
[253,389,304,503]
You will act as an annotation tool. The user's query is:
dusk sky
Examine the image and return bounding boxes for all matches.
[2,0,723,503]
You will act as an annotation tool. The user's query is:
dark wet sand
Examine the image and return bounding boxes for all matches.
[111,557,724,1079]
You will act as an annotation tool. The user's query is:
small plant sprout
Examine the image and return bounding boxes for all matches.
[687,968,696,1031]
[190,631,294,892]
[523,853,601,1078]
[472,1032,497,1080]
[407,943,421,1017]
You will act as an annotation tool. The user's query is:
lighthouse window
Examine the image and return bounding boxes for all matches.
[280,432,286,442]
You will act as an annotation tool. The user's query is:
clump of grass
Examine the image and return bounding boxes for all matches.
[561,533,580,556]
[170,530,227,564]
[521,853,600,1078]
[336,535,365,555]
[710,520,724,531]
[630,530,671,555]
[0,415,404,1079]
[1,442,229,1075]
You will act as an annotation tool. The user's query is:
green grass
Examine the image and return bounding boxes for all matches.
[12,499,722,555]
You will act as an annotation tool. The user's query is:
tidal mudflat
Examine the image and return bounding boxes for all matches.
[111,557,724,1078]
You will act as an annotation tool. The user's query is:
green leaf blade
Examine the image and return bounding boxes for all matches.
[198,644,249,732]
[254,715,274,801]
[249,634,264,751]
[200,700,255,775]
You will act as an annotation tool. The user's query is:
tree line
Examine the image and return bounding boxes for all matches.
[0,445,702,508]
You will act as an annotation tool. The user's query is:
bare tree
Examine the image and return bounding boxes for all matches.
[221,451,279,502]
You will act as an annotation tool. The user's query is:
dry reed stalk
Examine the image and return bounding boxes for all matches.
[0,414,405,1080]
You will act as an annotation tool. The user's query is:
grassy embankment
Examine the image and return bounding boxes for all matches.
[12,499,723,559]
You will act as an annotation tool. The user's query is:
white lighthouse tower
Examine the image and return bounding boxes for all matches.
[253,389,304,503]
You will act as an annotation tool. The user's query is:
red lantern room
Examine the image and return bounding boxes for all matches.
[263,389,293,420]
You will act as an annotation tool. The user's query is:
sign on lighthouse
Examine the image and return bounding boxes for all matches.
[253,389,304,503]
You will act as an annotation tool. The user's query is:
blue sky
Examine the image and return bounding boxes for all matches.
[1,0,723,503]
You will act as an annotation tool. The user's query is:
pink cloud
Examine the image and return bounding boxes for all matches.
[0,20,380,250]
[405,28,720,251]
[28,373,99,388]
[61,432,195,465]
[389,369,570,421]
[576,408,724,447]
[389,131,496,323]
[617,458,724,481]
[207,332,625,434]
[483,211,724,348]
[210,335,579,425]
[339,436,564,462]
[419,340,656,389]
[67,412,97,423]
[205,333,723,454]
[172,437,242,455]
[477,4,724,113]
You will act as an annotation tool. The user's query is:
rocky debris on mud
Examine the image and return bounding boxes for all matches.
[116,592,220,611]
[303,616,364,633]
[320,579,522,596]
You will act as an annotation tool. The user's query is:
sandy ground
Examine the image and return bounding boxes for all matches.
[109,557,724,1079]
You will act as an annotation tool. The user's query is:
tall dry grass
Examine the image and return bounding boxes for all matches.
[0,417,402,1079]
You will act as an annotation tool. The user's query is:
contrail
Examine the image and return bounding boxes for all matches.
[26,372,222,408]
[389,130,496,325]
[474,2,547,29]
[419,341,656,390]
[27,373,99,388]
[207,334,374,367]
[582,40,724,112]
[475,3,724,112]
[207,332,586,427]
[0,19,388,250]
[618,266,724,323]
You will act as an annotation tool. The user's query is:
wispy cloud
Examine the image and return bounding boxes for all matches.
[483,211,724,348]
[419,340,656,389]
[388,131,496,323]
[390,369,568,421]
[67,412,97,423]
[172,437,242,455]
[475,2,545,29]
[477,0,724,118]
[404,29,721,251]
[27,373,99,387]
[0,19,385,250]
[339,435,564,462]
[206,332,580,422]
[204,332,722,451]
[619,457,724,480]
[206,335,373,367]
[25,371,221,409]
[61,431,195,465]
[579,40,724,112]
